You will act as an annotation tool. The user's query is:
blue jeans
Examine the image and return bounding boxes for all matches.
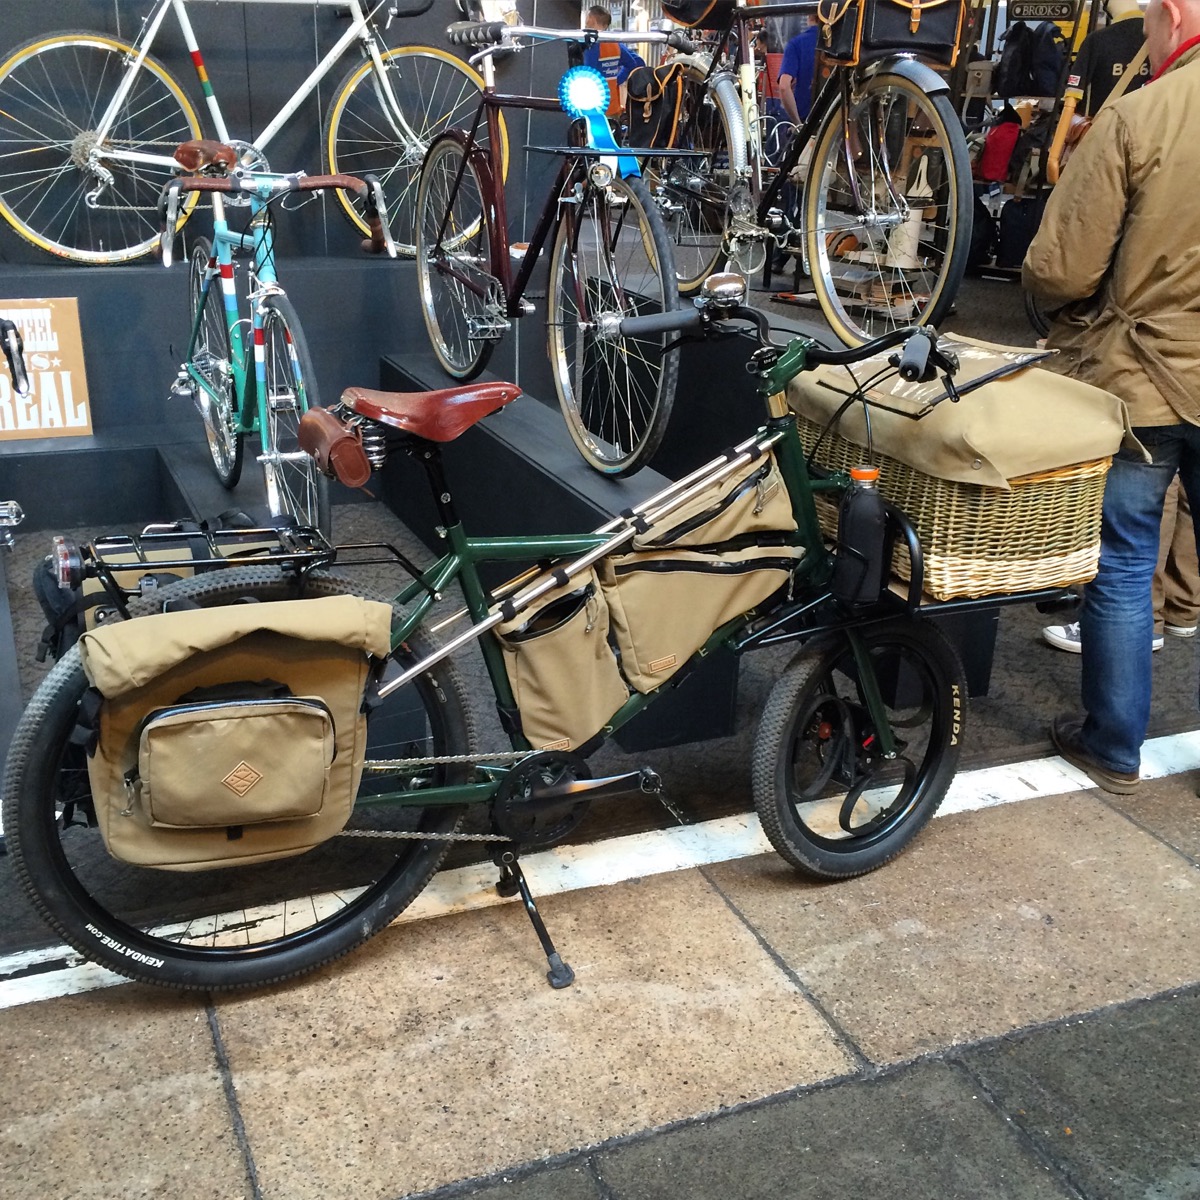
[1079,424,1200,774]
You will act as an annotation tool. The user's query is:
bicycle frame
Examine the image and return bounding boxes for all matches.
[433,45,639,320]
[88,0,423,182]
[185,186,287,442]
[331,363,875,813]
[679,4,955,255]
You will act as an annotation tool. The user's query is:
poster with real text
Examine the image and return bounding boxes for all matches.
[0,298,93,440]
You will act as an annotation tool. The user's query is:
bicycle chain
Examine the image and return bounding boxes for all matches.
[345,750,529,842]
[360,751,528,771]
[337,827,509,843]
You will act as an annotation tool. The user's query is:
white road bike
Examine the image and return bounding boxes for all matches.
[0,0,506,264]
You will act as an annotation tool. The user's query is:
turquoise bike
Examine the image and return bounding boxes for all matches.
[161,141,395,537]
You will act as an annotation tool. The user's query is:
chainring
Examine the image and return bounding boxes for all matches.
[491,750,592,849]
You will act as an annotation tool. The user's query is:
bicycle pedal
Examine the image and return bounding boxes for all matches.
[466,315,511,341]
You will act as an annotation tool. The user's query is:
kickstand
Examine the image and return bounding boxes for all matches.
[495,851,574,989]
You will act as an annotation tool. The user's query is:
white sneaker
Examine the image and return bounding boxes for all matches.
[1164,623,1197,638]
[1043,621,1163,652]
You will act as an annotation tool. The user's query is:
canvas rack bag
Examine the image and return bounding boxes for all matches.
[495,568,630,753]
[816,0,967,66]
[600,454,805,694]
[787,336,1128,599]
[660,0,726,28]
[624,62,687,150]
[78,594,392,871]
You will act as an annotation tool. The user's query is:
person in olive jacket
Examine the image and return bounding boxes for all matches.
[1023,0,1200,795]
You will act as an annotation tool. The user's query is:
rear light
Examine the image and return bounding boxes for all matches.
[51,535,83,590]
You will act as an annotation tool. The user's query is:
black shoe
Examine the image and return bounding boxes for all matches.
[1050,716,1140,795]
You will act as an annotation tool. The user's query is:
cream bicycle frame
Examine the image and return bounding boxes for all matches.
[88,0,424,180]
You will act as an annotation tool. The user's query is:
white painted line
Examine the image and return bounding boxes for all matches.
[4,730,1200,1011]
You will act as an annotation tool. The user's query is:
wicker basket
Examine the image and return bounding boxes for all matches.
[796,416,1110,601]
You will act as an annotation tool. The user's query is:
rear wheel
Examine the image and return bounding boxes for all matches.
[753,618,965,879]
[415,135,497,381]
[257,293,331,537]
[0,34,201,263]
[646,80,743,294]
[325,47,506,257]
[803,73,971,345]
[187,237,242,488]
[2,567,476,992]
[546,174,680,476]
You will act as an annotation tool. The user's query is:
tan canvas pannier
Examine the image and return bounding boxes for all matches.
[496,568,629,752]
[79,594,392,871]
[600,455,804,694]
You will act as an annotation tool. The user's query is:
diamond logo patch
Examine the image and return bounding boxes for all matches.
[222,761,263,796]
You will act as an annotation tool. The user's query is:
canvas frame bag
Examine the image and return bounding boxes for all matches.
[816,0,967,67]
[79,594,392,871]
[495,568,629,752]
[600,455,805,694]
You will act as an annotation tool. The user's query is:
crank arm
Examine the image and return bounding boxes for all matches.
[527,767,661,806]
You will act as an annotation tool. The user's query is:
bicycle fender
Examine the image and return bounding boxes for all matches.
[710,72,749,171]
[858,55,951,97]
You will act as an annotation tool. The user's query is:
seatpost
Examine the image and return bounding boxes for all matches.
[410,441,461,530]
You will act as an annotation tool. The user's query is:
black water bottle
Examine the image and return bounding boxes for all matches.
[831,465,887,608]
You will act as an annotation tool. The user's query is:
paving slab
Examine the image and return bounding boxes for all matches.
[214,869,854,1200]
[0,986,248,1200]
[1106,772,1200,864]
[706,791,1200,1063]
[960,989,1200,1199]
[449,1162,603,1200]
[594,1059,1074,1200]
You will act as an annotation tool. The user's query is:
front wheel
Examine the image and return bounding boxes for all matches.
[753,618,965,879]
[803,72,971,346]
[257,293,331,537]
[415,135,498,381]
[325,47,505,257]
[1,567,476,992]
[0,34,202,264]
[547,174,681,476]
[187,237,243,488]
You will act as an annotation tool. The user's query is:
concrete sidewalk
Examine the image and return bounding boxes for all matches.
[2,771,1198,1200]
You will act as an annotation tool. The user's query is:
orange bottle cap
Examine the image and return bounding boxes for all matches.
[850,465,880,482]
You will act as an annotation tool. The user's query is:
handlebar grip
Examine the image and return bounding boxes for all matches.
[666,30,696,53]
[1,319,29,397]
[618,308,703,338]
[446,21,507,46]
[898,331,933,382]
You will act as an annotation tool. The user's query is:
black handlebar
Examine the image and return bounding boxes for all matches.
[616,306,952,385]
[897,329,934,382]
[667,29,696,53]
[618,308,703,338]
[446,20,508,46]
[1,318,29,397]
